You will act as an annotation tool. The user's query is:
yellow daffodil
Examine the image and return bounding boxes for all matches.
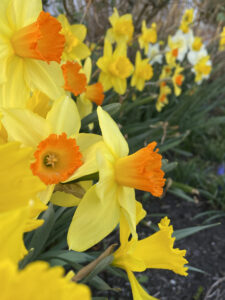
[131,51,153,91]
[97,39,133,94]
[165,36,180,66]
[77,58,104,120]
[1,96,102,204]
[112,207,188,300]
[156,82,171,112]
[0,0,66,108]
[219,27,225,51]
[0,260,91,300]
[193,55,212,84]
[172,65,184,96]
[0,141,47,230]
[0,208,91,300]
[106,8,134,44]
[187,36,208,66]
[180,9,194,33]
[68,107,165,251]
[138,21,157,54]
[26,90,52,118]
[58,14,90,61]
[159,65,172,80]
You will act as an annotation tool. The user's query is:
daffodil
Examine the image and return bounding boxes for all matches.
[219,27,225,51]
[172,65,184,96]
[156,82,171,112]
[131,51,153,91]
[165,36,180,66]
[147,43,163,65]
[138,21,157,54]
[0,0,66,108]
[1,96,102,204]
[187,36,208,65]
[0,141,47,230]
[112,207,188,300]
[192,55,212,84]
[0,208,91,300]
[179,9,194,34]
[68,107,165,252]
[97,39,133,94]
[106,8,134,44]
[167,30,189,62]
[58,14,90,61]
[77,58,104,120]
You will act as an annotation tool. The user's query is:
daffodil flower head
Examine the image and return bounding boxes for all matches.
[192,37,203,51]
[172,64,184,96]
[58,14,90,61]
[26,90,52,118]
[131,51,153,91]
[67,107,165,252]
[147,43,163,65]
[165,36,180,66]
[167,31,189,62]
[0,0,66,108]
[138,21,157,54]
[106,8,134,44]
[219,26,225,51]
[193,55,212,84]
[97,39,133,94]
[156,81,171,112]
[112,211,188,300]
[180,8,194,33]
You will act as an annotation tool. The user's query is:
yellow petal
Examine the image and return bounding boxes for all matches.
[68,185,120,251]
[127,270,158,300]
[65,134,103,182]
[83,57,92,83]
[71,43,91,60]
[0,208,28,264]
[97,106,129,158]
[71,24,87,42]
[133,217,188,276]
[38,184,55,205]
[9,0,42,29]
[0,56,30,108]
[77,96,93,120]
[111,77,127,95]
[24,60,64,100]
[51,191,81,207]
[1,108,51,147]
[46,96,81,137]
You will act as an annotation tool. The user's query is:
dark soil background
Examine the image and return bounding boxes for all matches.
[96,195,225,300]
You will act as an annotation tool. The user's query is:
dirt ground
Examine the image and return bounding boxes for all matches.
[96,195,225,300]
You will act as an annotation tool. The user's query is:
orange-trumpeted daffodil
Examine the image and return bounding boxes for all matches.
[131,51,153,91]
[138,21,157,55]
[68,107,165,252]
[112,206,188,300]
[172,65,184,96]
[77,58,104,120]
[156,81,171,112]
[106,8,134,45]
[1,96,102,204]
[97,39,133,94]
[58,14,90,61]
[0,0,66,108]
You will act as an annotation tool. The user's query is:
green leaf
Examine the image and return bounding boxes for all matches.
[81,103,121,127]
[174,223,220,240]
[38,250,94,264]
[188,265,207,275]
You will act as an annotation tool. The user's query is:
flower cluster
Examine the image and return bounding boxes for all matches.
[4,1,222,299]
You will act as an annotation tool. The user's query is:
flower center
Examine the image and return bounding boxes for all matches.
[175,74,184,86]
[114,20,133,39]
[11,11,65,63]
[31,133,83,185]
[137,64,153,80]
[192,37,202,51]
[109,57,133,78]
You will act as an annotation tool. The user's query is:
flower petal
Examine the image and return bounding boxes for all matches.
[68,185,120,251]
[46,96,81,137]
[97,106,129,157]
[51,191,81,207]
[1,108,51,147]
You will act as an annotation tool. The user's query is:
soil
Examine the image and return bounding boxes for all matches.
[95,195,225,300]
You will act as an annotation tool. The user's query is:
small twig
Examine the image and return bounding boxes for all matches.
[80,0,92,24]
[204,277,225,300]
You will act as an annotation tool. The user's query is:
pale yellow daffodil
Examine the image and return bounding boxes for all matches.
[112,205,188,300]
[106,8,134,45]
[68,107,165,252]
[131,51,153,91]
[0,0,66,108]
[138,21,157,54]
[1,96,102,205]
[58,14,90,61]
[97,39,133,94]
